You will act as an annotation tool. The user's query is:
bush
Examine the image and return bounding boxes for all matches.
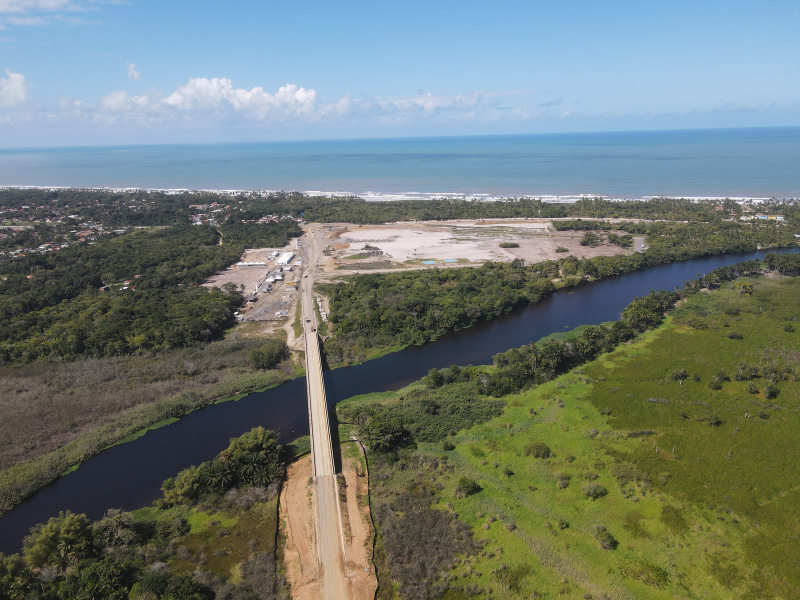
[580,231,601,247]
[584,483,608,500]
[455,477,482,497]
[248,338,289,369]
[594,525,618,550]
[499,242,520,248]
[524,442,551,458]
[735,362,759,381]
[610,462,647,486]
[555,246,569,253]
[670,368,688,382]
[555,473,571,489]
[728,331,743,340]
[441,440,455,451]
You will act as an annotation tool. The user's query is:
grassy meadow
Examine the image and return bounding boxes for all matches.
[340,276,799,599]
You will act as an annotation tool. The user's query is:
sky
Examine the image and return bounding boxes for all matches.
[1,0,799,147]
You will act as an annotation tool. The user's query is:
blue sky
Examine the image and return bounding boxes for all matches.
[1,0,799,147]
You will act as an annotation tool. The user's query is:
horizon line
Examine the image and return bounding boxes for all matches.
[1,124,799,153]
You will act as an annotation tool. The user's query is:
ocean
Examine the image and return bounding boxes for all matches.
[1,127,799,199]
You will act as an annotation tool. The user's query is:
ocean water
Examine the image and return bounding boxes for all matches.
[1,127,799,199]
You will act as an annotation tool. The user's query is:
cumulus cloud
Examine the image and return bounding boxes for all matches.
[3,73,559,139]
[126,62,140,80]
[162,78,317,118]
[0,68,27,106]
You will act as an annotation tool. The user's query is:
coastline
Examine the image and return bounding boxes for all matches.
[0,184,783,203]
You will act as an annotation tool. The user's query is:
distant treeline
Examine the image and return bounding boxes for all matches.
[0,222,300,363]
[322,221,797,364]
[3,188,799,228]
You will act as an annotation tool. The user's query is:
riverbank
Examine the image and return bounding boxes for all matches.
[0,339,293,517]
[1,248,797,555]
[340,274,800,598]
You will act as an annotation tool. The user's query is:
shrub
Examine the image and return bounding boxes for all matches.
[499,242,520,248]
[584,483,608,500]
[580,231,601,247]
[728,331,743,340]
[555,472,571,489]
[747,381,759,394]
[784,323,795,332]
[670,368,688,382]
[441,440,455,451]
[455,477,482,497]
[611,462,647,486]
[524,442,551,458]
[709,377,723,390]
[764,381,779,399]
[248,338,289,369]
[594,525,618,550]
[555,246,569,253]
[735,362,759,381]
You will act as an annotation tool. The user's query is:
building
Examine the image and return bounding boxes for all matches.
[277,252,295,266]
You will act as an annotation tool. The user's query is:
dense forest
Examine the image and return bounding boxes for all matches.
[322,221,797,363]
[0,428,292,600]
[0,222,301,363]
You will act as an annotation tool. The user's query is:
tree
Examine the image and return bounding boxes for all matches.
[249,339,289,369]
[22,511,93,572]
[57,557,131,600]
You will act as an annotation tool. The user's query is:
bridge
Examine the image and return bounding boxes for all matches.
[301,230,348,599]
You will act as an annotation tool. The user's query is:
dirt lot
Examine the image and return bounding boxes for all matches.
[202,248,281,294]
[280,450,376,600]
[327,218,632,273]
[203,247,302,336]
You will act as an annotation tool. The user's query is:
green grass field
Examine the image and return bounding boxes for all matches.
[343,276,799,599]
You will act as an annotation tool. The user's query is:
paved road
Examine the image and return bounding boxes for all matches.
[301,228,349,599]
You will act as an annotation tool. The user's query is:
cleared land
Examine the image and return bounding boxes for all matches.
[281,448,377,600]
[203,245,302,333]
[329,219,631,271]
[339,276,800,598]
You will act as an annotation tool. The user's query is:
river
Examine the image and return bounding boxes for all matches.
[0,248,795,553]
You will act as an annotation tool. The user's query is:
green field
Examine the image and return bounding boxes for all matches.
[341,276,799,599]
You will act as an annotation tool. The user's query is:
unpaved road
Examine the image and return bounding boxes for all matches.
[281,453,377,600]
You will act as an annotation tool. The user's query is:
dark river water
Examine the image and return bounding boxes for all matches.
[0,248,795,553]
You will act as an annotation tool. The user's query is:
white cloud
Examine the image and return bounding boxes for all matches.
[163,78,317,118]
[0,0,119,28]
[2,73,568,140]
[0,1,73,12]
[126,62,140,80]
[0,68,27,106]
